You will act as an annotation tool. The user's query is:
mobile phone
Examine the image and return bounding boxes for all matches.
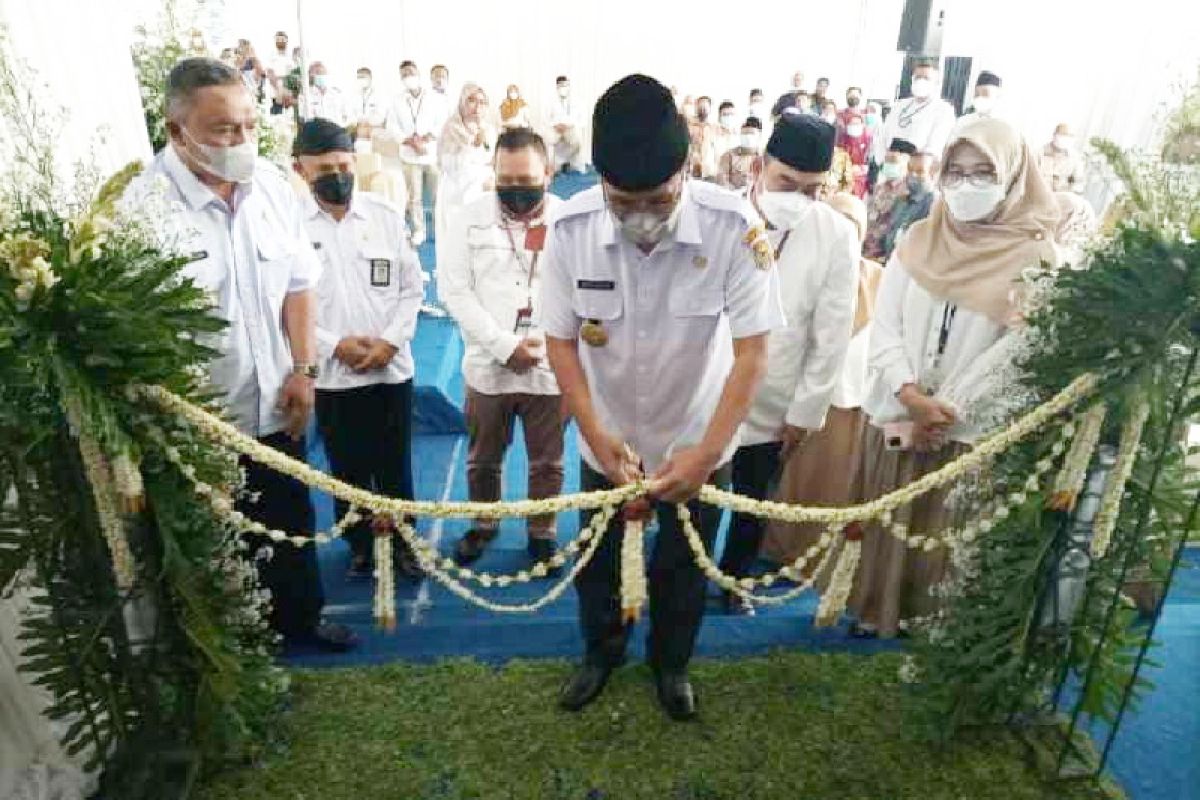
[884,421,914,452]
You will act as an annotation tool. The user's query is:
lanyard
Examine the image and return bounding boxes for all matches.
[503,223,540,300]
[933,302,957,369]
[407,93,424,129]
[897,99,929,129]
[774,230,793,261]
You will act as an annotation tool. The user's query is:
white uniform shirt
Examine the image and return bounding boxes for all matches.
[537,181,785,473]
[301,87,348,126]
[355,87,387,127]
[267,52,296,103]
[740,202,858,445]
[547,95,579,130]
[385,89,450,166]
[863,255,1009,444]
[439,192,563,396]
[304,192,424,391]
[883,96,957,157]
[124,146,321,437]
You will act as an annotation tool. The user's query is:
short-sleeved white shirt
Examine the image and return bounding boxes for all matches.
[125,146,322,438]
[537,180,785,473]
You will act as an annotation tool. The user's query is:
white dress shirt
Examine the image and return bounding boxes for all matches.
[384,89,450,166]
[740,201,858,445]
[863,255,1010,444]
[537,181,785,473]
[883,96,957,157]
[355,87,387,127]
[304,191,424,391]
[301,87,349,126]
[124,146,321,437]
[546,95,579,130]
[439,192,564,396]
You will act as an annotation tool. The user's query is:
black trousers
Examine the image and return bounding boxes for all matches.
[577,462,729,672]
[717,442,783,579]
[315,381,414,561]
[237,432,324,638]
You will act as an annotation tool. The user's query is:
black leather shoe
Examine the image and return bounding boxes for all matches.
[287,622,360,653]
[654,671,698,721]
[454,528,494,565]
[558,662,613,712]
[528,538,562,577]
[724,590,756,617]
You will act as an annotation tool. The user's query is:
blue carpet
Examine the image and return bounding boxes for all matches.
[285,169,1199,800]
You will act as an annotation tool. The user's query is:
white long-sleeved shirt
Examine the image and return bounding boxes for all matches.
[304,192,424,390]
[882,96,957,157]
[353,86,387,127]
[123,146,321,437]
[439,192,564,396]
[546,95,579,130]
[862,255,1010,444]
[383,89,450,166]
[740,202,858,445]
[300,87,348,126]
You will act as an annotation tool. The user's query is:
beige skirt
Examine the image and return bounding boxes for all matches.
[762,406,869,575]
[846,425,970,638]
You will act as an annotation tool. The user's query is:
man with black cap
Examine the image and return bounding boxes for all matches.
[965,70,1002,117]
[292,118,425,580]
[539,74,784,721]
[718,112,859,615]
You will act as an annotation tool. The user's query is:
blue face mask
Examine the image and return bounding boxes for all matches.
[866,113,880,126]
[313,74,328,89]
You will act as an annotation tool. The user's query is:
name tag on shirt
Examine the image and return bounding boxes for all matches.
[577,279,615,291]
[525,225,547,252]
[370,258,392,287]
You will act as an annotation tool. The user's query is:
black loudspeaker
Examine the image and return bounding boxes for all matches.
[896,0,947,55]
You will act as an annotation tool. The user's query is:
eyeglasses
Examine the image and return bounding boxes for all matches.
[941,170,999,188]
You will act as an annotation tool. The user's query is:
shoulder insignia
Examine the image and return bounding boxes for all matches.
[745,225,773,270]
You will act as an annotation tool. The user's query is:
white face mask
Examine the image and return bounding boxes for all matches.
[720,113,736,129]
[183,128,256,184]
[880,161,905,182]
[821,113,837,124]
[846,123,865,138]
[354,138,372,154]
[911,77,934,99]
[558,85,570,98]
[942,183,1006,223]
[358,76,371,90]
[972,95,994,114]
[1054,134,1074,151]
[740,132,760,150]
[402,74,420,92]
[614,196,682,248]
[757,189,813,230]
[749,101,765,117]
[508,91,519,100]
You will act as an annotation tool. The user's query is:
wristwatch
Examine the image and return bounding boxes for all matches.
[292,363,319,379]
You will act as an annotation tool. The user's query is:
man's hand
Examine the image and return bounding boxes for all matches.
[334,336,372,367]
[594,434,641,487]
[352,337,399,372]
[913,423,948,453]
[898,384,957,429]
[649,445,719,504]
[779,424,809,451]
[505,338,542,373]
[277,373,315,440]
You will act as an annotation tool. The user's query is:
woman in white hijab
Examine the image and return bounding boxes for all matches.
[848,115,1060,638]
[434,83,497,263]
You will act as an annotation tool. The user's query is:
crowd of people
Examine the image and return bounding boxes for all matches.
[127,34,1100,721]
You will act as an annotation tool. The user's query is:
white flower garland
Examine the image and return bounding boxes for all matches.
[61,392,136,590]
[1051,403,1107,511]
[620,517,647,623]
[1091,397,1151,559]
[136,383,640,519]
[676,506,841,606]
[373,531,395,629]
[814,536,862,628]
[700,373,1096,526]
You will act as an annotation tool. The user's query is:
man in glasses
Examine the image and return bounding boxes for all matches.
[538,74,784,721]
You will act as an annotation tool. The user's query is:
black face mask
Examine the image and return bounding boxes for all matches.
[847,96,861,107]
[313,171,354,206]
[696,108,709,122]
[497,185,545,217]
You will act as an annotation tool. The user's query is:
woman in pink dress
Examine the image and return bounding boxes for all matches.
[837,109,873,198]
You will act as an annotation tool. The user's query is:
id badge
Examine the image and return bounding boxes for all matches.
[370,258,392,287]
[514,305,534,335]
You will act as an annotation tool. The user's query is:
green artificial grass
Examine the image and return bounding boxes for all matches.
[196,652,1121,800]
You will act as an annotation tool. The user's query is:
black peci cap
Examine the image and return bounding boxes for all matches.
[591,74,689,191]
